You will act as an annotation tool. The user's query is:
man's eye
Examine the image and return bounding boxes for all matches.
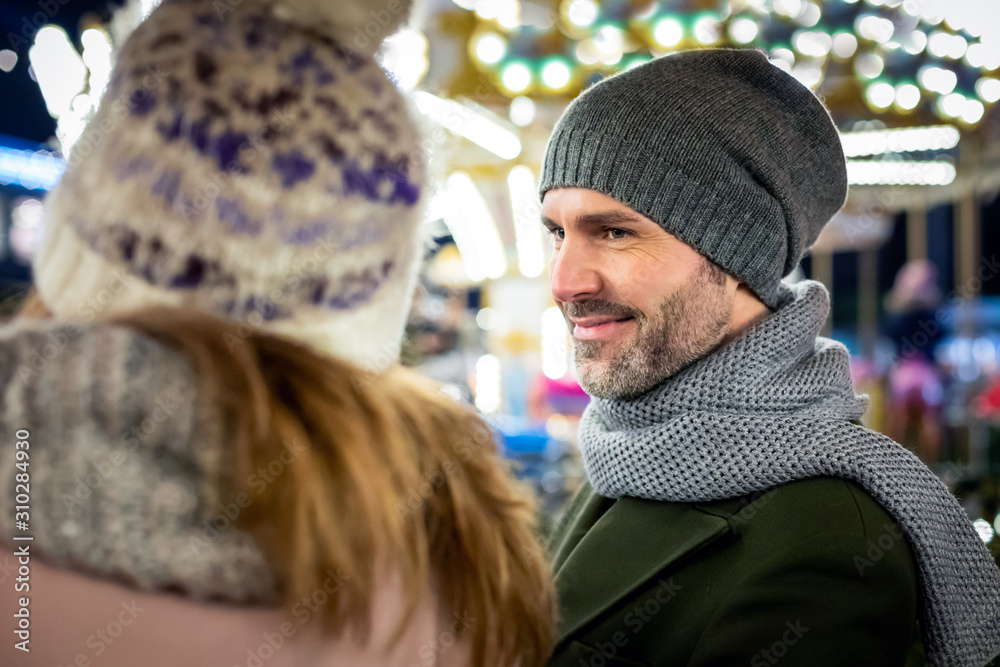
[547,227,564,240]
[607,228,630,240]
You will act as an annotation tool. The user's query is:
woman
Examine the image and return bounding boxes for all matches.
[0,0,556,664]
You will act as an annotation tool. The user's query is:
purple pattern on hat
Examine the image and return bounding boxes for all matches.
[114,156,155,181]
[284,219,331,246]
[361,108,398,142]
[118,228,138,262]
[327,260,394,310]
[190,117,211,152]
[314,96,359,132]
[308,277,328,304]
[273,150,315,189]
[149,32,183,50]
[215,130,250,172]
[217,197,262,235]
[170,254,206,287]
[194,51,217,85]
[130,89,157,116]
[235,87,300,116]
[341,152,420,206]
[282,47,335,87]
[158,107,185,141]
[152,170,181,207]
[158,107,251,173]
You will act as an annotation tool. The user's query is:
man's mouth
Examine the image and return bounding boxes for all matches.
[571,316,636,341]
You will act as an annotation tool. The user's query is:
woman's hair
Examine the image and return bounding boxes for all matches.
[17,288,555,667]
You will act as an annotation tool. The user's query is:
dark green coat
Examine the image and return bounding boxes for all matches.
[546,476,920,667]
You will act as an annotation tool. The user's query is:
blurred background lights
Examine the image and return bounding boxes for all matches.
[445,171,507,281]
[831,32,858,59]
[938,92,967,118]
[728,18,759,44]
[793,30,833,58]
[973,518,995,544]
[693,16,722,45]
[977,78,1000,103]
[797,1,822,27]
[541,59,571,90]
[567,0,598,27]
[857,15,894,44]
[476,307,500,330]
[507,165,545,278]
[919,66,958,94]
[28,26,87,120]
[894,83,921,110]
[380,28,429,90]
[475,32,507,65]
[866,81,896,108]
[960,98,985,124]
[0,50,17,73]
[509,95,535,126]
[501,62,531,92]
[542,307,569,380]
[855,53,884,79]
[474,354,501,413]
[839,125,960,157]
[412,91,521,159]
[773,0,803,19]
[653,18,684,48]
[846,160,956,186]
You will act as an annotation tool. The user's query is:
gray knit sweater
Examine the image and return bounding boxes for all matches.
[0,317,277,602]
[578,279,1000,667]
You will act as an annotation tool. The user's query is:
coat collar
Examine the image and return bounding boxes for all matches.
[552,489,733,645]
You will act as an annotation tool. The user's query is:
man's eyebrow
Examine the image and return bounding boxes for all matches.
[541,210,646,229]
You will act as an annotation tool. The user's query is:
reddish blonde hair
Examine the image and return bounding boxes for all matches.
[18,288,556,667]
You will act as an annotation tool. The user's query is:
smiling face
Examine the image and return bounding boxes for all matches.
[543,188,740,400]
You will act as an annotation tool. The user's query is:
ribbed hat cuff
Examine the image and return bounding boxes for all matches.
[31,221,413,370]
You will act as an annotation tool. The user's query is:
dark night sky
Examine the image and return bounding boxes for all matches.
[0,0,121,144]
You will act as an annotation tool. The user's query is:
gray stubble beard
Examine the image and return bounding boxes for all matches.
[573,258,733,400]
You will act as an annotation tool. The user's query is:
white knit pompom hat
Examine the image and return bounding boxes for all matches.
[33,0,427,371]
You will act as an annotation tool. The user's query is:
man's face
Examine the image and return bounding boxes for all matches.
[542,188,738,400]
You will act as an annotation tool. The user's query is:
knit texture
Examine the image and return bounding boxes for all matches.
[33,0,426,371]
[0,317,277,603]
[538,48,848,309]
[577,279,1000,667]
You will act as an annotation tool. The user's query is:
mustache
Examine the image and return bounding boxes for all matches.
[561,299,642,321]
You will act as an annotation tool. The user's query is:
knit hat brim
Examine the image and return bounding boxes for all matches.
[33,211,422,372]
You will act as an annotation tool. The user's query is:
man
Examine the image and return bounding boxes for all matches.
[539,48,1000,667]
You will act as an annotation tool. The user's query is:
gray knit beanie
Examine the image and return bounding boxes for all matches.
[538,48,848,309]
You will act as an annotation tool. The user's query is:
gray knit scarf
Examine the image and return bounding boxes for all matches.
[577,279,1000,667]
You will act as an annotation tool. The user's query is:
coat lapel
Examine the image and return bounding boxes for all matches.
[553,494,732,644]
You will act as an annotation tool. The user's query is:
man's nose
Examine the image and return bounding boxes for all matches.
[550,238,601,303]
